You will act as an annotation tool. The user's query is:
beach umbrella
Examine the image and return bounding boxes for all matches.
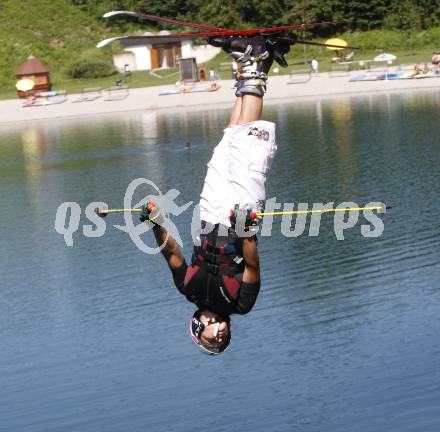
[374,53,397,62]
[16,78,35,91]
[325,38,347,51]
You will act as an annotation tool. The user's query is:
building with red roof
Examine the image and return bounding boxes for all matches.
[16,55,51,98]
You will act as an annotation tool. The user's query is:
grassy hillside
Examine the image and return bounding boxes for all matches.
[0,0,127,91]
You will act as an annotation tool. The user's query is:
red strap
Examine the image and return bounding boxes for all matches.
[222,275,240,300]
[184,265,200,286]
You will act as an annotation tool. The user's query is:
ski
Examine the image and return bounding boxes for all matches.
[100,12,353,51]
[97,36,130,48]
[103,11,333,35]
[97,34,212,49]
[103,10,223,32]
[97,23,336,48]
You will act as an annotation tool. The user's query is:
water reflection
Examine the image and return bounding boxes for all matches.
[329,98,355,194]
[1,92,440,432]
[21,126,51,160]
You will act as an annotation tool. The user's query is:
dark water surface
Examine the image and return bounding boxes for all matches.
[1,92,439,432]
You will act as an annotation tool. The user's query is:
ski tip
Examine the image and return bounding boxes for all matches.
[96,36,122,48]
[103,10,135,18]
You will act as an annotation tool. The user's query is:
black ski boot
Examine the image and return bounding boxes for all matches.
[266,37,291,68]
[209,35,274,97]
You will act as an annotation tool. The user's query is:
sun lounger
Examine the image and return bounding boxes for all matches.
[159,83,220,95]
[328,65,351,77]
[72,87,102,103]
[103,85,129,101]
[287,69,311,84]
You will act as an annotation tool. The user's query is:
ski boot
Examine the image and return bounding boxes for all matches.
[210,35,290,96]
[266,37,291,68]
[209,35,274,97]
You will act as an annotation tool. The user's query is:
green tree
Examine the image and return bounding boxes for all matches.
[342,0,391,30]
[415,0,440,28]
[384,0,423,29]
[187,0,244,29]
[68,0,440,32]
[235,0,289,27]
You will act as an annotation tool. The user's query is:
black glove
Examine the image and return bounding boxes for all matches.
[229,204,258,231]
[139,202,164,227]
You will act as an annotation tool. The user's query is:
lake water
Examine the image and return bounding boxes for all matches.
[1,91,439,432]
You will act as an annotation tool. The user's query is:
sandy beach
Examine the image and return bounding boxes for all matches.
[2,72,440,126]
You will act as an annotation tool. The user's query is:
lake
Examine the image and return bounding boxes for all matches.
[1,91,439,432]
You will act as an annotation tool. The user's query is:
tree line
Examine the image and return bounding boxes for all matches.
[71,0,440,33]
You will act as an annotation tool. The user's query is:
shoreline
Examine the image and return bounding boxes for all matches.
[2,73,440,127]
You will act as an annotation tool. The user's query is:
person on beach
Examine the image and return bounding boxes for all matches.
[311,57,319,75]
[140,36,288,355]
[431,52,440,71]
[209,66,219,81]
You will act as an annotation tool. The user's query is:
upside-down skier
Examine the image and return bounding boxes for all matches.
[141,36,289,354]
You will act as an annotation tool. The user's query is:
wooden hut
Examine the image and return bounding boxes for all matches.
[16,55,51,98]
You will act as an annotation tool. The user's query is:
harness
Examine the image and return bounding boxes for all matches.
[192,225,245,277]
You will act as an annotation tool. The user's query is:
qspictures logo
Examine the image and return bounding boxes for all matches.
[54,178,387,255]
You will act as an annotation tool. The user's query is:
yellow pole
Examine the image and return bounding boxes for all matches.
[257,205,385,217]
[97,206,162,222]
[98,208,141,214]
[97,205,385,217]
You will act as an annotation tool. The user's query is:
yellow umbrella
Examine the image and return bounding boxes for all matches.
[325,38,347,51]
[16,78,35,91]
